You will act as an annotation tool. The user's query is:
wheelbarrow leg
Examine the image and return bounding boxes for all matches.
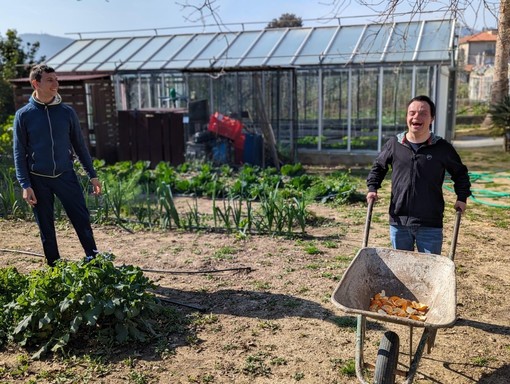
[426,329,437,354]
[404,327,430,384]
[355,315,370,384]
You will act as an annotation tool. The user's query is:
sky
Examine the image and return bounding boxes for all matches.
[0,0,499,39]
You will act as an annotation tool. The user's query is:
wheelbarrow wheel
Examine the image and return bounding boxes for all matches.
[374,331,400,384]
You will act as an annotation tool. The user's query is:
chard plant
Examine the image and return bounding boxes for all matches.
[1,254,181,360]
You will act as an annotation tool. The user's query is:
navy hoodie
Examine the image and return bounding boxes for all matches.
[13,93,97,189]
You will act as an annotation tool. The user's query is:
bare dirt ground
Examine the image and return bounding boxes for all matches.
[0,148,509,384]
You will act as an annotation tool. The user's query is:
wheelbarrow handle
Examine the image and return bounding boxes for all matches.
[362,199,375,248]
[363,200,462,260]
[448,209,462,261]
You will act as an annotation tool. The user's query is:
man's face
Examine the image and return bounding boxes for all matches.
[407,100,434,137]
[32,71,59,101]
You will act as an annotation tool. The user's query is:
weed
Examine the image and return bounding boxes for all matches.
[472,356,494,367]
[303,242,323,255]
[341,359,356,376]
[321,272,340,281]
[332,316,357,330]
[258,320,281,333]
[253,281,271,291]
[128,369,152,384]
[323,240,338,248]
[270,356,287,366]
[297,286,310,294]
[242,353,271,377]
[212,246,237,260]
[187,373,215,383]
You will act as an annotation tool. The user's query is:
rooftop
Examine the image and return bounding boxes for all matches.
[47,19,455,73]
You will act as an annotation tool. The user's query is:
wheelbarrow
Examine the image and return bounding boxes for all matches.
[331,200,462,384]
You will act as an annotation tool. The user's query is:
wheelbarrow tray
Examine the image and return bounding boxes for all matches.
[331,247,456,329]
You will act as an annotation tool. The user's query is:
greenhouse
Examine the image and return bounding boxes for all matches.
[45,19,458,165]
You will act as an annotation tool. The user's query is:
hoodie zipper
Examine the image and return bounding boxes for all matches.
[45,105,57,176]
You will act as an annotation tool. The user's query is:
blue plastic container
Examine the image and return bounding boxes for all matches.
[243,133,263,166]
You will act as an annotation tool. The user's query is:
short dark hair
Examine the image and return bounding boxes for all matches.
[407,95,436,118]
[29,64,56,85]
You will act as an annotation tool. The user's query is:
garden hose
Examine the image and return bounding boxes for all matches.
[443,171,510,209]
[0,248,253,274]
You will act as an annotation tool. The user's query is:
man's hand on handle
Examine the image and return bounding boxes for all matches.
[454,200,467,213]
[366,191,378,204]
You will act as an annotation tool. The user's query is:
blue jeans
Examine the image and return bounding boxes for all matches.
[389,225,443,255]
[31,171,98,266]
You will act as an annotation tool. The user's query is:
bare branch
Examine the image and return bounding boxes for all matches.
[176,0,225,29]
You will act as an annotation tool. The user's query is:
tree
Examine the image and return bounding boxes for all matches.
[267,13,303,29]
[0,29,41,124]
[491,0,510,105]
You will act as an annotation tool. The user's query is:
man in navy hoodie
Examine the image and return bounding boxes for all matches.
[13,64,101,266]
[366,95,471,255]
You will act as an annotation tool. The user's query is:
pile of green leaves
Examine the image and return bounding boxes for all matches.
[0,254,177,359]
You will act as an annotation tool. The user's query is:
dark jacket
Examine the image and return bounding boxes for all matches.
[366,131,471,228]
[13,93,97,189]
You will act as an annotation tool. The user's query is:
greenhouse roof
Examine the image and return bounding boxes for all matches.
[48,19,455,73]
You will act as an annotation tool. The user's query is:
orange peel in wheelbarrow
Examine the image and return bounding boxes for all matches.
[369,290,429,321]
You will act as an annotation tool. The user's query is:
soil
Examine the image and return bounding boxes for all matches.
[0,150,509,384]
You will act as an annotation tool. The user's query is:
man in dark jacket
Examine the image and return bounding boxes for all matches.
[366,95,471,255]
[13,64,101,266]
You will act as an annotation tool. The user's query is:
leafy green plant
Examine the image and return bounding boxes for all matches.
[489,95,510,135]
[242,353,272,377]
[0,166,26,219]
[1,254,173,359]
[157,182,181,229]
[0,116,14,157]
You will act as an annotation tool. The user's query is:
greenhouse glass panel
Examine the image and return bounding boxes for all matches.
[75,38,131,71]
[49,40,92,70]
[265,29,311,66]
[293,28,336,66]
[352,24,392,64]
[213,31,260,68]
[417,21,453,62]
[269,71,293,148]
[95,37,152,71]
[381,66,414,142]
[322,25,365,65]
[296,70,319,148]
[239,30,285,67]
[123,75,139,110]
[415,66,435,96]
[188,73,211,103]
[56,39,112,72]
[351,68,379,150]
[212,73,239,116]
[118,36,173,70]
[188,33,238,69]
[156,73,186,109]
[140,35,193,70]
[164,34,216,69]
[383,22,421,63]
[322,69,350,150]
[236,73,253,117]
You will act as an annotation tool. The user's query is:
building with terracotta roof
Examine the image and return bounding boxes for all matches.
[458,30,497,68]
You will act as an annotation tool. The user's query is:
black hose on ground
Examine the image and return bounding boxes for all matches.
[0,248,253,275]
